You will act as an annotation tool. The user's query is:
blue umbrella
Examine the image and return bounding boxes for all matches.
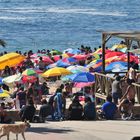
[105,61,128,72]
[56,60,70,68]
[64,48,81,54]
[69,72,95,82]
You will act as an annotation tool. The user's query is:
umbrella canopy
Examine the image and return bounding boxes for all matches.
[56,60,70,68]
[42,67,72,77]
[0,52,25,70]
[50,50,62,55]
[73,54,87,61]
[22,69,36,76]
[22,75,37,83]
[63,48,81,54]
[67,65,88,73]
[128,49,140,54]
[111,44,127,50]
[0,89,10,98]
[74,82,94,88]
[105,61,128,72]
[2,73,22,87]
[69,72,95,82]
[62,57,77,63]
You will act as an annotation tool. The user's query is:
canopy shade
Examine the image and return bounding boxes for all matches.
[0,52,25,70]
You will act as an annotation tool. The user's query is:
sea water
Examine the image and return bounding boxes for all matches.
[0,0,140,52]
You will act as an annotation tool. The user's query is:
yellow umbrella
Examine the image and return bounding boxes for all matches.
[111,44,127,50]
[0,90,10,98]
[42,67,72,77]
[0,52,25,70]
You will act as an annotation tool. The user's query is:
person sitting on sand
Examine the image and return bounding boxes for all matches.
[68,96,83,120]
[100,94,117,120]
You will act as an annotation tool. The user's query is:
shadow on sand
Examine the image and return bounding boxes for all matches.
[27,126,75,134]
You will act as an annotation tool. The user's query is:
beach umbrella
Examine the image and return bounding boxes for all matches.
[67,65,88,73]
[22,75,37,83]
[0,89,10,98]
[128,49,140,54]
[105,61,128,72]
[52,55,61,62]
[42,67,72,77]
[2,73,22,87]
[74,82,94,88]
[56,60,70,68]
[62,53,70,58]
[0,52,25,70]
[111,44,127,50]
[63,48,81,54]
[73,54,87,61]
[69,72,95,83]
[105,51,124,59]
[62,57,77,63]
[22,69,36,76]
[50,50,62,55]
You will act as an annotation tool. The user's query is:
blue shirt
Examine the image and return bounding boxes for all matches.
[102,101,117,120]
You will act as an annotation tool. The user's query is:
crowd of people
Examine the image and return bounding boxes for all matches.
[0,44,140,123]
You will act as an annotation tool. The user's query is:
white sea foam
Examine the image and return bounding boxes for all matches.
[0,7,127,17]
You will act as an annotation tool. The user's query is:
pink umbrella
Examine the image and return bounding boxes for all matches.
[73,54,87,61]
[53,55,61,62]
[74,82,94,88]
[41,56,54,64]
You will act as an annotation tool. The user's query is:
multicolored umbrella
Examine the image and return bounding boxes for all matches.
[42,67,72,77]
[22,69,36,76]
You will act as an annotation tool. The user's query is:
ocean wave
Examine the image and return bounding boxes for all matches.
[0,7,127,17]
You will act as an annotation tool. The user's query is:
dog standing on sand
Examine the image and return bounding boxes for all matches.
[0,121,30,140]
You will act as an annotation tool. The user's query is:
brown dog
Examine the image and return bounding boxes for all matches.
[0,121,30,140]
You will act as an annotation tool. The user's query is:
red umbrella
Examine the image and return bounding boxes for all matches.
[22,75,37,83]
[105,51,124,59]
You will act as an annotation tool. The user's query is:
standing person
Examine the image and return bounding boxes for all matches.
[83,97,96,120]
[41,82,50,95]
[53,88,63,120]
[101,94,117,120]
[16,87,27,108]
[38,57,46,71]
[120,79,136,105]
[112,76,122,104]
[126,62,137,82]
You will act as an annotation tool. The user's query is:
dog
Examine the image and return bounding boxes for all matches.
[0,121,30,140]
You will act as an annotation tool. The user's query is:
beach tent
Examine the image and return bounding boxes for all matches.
[0,52,25,70]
